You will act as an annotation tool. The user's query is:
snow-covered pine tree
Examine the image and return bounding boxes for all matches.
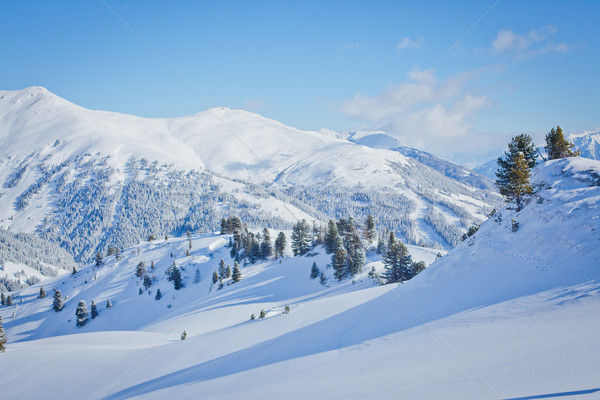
[143,274,152,289]
[274,232,287,259]
[5,295,12,306]
[323,220,338,254]
[115,248,121,261]
[173,266,183,290]
[212,271,219,285]
[75,300,88,327]
[39,287,46,299]
[0,316,6,352]
[218,259,227,279]
[310,262,320,279]
[52,290,64,312]
[383,237,412,283]
[291,219,311,256]
[364,215,377,245]
[232,262,242,283]
[260,228,273,259]
[155,289,162,300]
[91,299,98,319]
[95,252,103,268]
[136,261,146,278]
[225,265,232,279]
[332,235,348,281]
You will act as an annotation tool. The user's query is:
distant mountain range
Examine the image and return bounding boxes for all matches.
[0,87,501,278]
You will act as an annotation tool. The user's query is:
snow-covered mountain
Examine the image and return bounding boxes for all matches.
[571,131,600,160]
[333,129,495,190]
[1,157,598,399]
[0,87,501,266]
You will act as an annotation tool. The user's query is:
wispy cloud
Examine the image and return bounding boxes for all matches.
[397,37,424,51]
[342,42,360,50]
[336,68,502,158]
[492,25,570,59]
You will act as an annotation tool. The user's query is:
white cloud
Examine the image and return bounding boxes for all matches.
[492,25,570,58]
[336,69,497,159]
[397,37,424,51]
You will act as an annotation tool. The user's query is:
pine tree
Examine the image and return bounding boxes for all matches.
[545,126,579,159]
[212,270,219,285]
[259,309,266,319]
[39,287,46,299]
[181,330,187,340]
[115,248,121,261]
[225,265,232,278]
[383,237,412,283]
[136,261,146,278]
[95,252,103,268]
[106,299,112,308]
[173,266,183,290]
[274,232,287,259]
[72,266,77,275]
[52,290,64,312]
[319,272,327,286]
[143,274,152,289]
[291,219,311,256]
[106,246,115,257]
[323,220,338,254]
[6,295,13,306]
[194,268,202,284]
[496,136,535,212]
[75,300,88,327]
[218,259,227,279]
[1,293,5,306]
[220,217,227,234]
[310,262,320,279]
[332,236,348,281]
[364,215,377,245]
[0,316,6,353]
[260,228,273,259]
[91,299,98,319]
[155,289,162,300]
[150,260,155,270]
[232,262,242,283]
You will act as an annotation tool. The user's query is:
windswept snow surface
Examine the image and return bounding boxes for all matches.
[1,158,599,399]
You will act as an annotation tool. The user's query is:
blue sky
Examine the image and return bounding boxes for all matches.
[1,0,598,165]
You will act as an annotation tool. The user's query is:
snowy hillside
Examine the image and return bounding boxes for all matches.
[0,157,598,399]
[0,87,502,264]
[571,131,600,160]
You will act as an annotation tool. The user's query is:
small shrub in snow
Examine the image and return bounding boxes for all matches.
[155,289,162,300]
[511,219,520,232]
[181,331,187,340]
[39,287,46,299]
[259,309,266,319]
[319,272,327,286]
[106,299,112,308]
[250,313,256,320]
[284,305,290,314]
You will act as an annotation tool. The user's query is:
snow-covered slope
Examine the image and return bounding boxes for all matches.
[0,157,598,399]
[0,87,502,262]
[570,131,600,160]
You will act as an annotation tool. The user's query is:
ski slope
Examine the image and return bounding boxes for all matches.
[0,157,598,399]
